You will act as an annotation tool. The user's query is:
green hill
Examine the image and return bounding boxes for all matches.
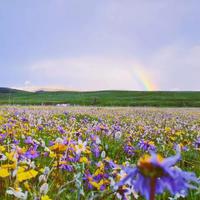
[0,88,200,107]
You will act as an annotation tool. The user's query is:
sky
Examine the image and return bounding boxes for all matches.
[0,0,200,91]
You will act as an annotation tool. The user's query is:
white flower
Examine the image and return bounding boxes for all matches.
[116,186,138,199]
[0,153,7,161]
[55,137,64,143]
[115,131,122,139]
[105,144,108,150]
[40,183,49,195]
[6,187,28,200]
[75,140,87,154]
[39,175,46,183]
[30,161,36,169]
[43,167,50,175]
[101,151,106,158]
[96,137,101,144]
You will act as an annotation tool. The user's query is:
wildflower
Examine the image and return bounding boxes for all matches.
[6,187,28,200]
[75,139,87,155]
[138,140,156,152]
[91,134,101,144]
[124,143,135,156]
[79,156,89,164]
[0,152,7,161]
[101,151,106,158]
[0,145,6,152]
[117,150,200,200]
[49,143,67,154]
[24,146,40,159]
[17,169,38,182]
[57,126,65,134]
[40,183,49,195]
[0,168,9,177]
[90,179,105,191]
[194,137,200,149]
[116,185,139,200]
[24,136,34,144]
[0,134,6,142]
[115,131,122,140]
[91,144,100,158]
[41,195,52,200]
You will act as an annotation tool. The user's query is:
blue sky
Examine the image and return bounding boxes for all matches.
[1,0,200,91]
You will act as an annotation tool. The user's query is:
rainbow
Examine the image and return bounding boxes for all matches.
[133,68,157,91]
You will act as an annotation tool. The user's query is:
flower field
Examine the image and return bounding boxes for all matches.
[0,106,200,200]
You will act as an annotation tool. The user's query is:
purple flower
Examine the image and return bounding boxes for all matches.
[57,126,65,134]
[124,144,135,156]
[0,134,6,142]
[21,117,28,122]
[117,150,200,200]
[24,136,33,144]
[83,171,94,189]
[37,125,43,131]
[194,137,200,149]
[60,164,73,172]
[24,146,40,159]
[91,144,100,158]
[138,140,156,152]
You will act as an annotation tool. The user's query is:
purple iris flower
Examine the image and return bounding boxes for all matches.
[117,150,200,200]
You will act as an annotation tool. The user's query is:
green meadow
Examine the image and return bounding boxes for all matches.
[0,88,200,107]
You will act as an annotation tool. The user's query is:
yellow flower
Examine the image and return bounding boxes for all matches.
[0,146,5,152]
[138,154,164,177]
[17,166,26,173]
[175,131,182,136]
[17,169,38,182]
[1,162,17,170]
[165,127,171,132]
[90,179,104,190]
[49,151,56,158]
[79,157,89,164]
[41,195,52,200]
[6,152,15,161]
[24,182,31,191]
[0,168,9,177]
[49,143,67,153]
[149,141,154,146]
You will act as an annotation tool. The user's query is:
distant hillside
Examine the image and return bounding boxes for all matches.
[0,87,29,93]
[0,87,200,107]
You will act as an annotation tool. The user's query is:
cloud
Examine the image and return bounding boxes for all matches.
[147,44,200,90]
[27,56,157,91]
[14,43,200,92]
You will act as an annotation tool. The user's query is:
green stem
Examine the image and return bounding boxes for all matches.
[150,178,156,200]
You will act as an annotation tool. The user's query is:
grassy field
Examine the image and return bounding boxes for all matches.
[0,106,200,199]
[0,87,200,107]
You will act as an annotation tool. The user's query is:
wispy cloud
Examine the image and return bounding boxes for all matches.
[26,56,157,91]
